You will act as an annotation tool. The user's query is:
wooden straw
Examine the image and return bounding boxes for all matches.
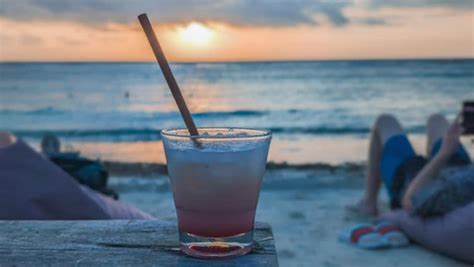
[138,13,199,137]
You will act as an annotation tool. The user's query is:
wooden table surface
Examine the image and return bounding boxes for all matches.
[0,220,278,266]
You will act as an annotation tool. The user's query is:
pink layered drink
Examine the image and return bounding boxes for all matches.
[167,143,268,237]
[162,128,271,258]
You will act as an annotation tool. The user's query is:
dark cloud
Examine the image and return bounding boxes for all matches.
[0,0,353,26]
[356,17,387,25]
[368,0,473,9]
[1,0,469,28]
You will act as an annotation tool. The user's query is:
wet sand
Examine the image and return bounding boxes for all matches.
[30,134,439,165]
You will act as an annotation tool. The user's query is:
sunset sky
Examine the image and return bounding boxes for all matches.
[0,0,472,62]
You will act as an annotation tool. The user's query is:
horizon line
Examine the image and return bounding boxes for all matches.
[1,56,473,64]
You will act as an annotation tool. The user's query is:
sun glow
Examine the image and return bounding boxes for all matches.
[179,22,214,46]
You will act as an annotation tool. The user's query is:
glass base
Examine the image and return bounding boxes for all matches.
[179,230,253,259]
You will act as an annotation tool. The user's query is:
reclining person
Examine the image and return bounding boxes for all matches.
[348,114,473,263]
[41,134,118,199]
[0,131,153,220]
[349,113,471,215]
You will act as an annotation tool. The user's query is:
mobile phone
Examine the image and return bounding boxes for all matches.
[462,101,474,135]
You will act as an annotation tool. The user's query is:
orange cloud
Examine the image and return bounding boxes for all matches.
[0,7,472,62]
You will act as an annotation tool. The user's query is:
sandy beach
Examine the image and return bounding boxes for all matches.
[107,164,463,267]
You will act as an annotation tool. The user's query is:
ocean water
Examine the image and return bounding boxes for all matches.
[1,60,473,164]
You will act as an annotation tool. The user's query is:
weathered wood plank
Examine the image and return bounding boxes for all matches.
[0,220,278,266]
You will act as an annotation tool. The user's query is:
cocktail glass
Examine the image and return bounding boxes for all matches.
[162,127,271,259]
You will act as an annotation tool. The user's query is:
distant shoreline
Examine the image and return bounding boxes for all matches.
[1,57,473,64]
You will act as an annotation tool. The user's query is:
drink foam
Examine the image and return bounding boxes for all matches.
[164,131,269,153]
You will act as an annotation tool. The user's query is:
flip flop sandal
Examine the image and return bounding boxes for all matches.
[338,224,386,249]
[375,222,409,248]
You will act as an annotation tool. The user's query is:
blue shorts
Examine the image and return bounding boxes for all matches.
[380,135,471,200]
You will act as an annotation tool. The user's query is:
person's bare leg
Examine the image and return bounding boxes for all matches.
[363,128,382,214]
[347,128,382,216]
[426,114,449,156]
[347,114,404,216]
[376,115,405,145]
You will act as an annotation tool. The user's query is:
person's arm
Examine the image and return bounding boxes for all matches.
[402,121,464,210]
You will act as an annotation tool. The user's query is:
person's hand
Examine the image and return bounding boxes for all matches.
[438,121,463,159]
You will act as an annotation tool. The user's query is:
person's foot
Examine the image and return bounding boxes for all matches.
[346,198,378,217]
